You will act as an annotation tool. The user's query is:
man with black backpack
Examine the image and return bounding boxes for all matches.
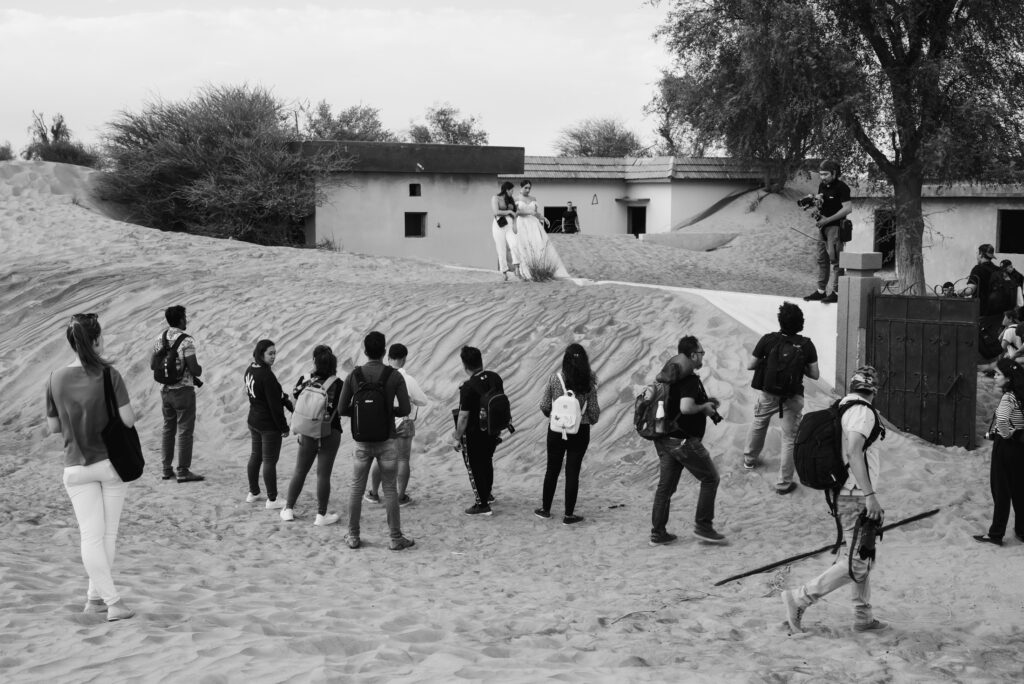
[451,346,510,516]
[151,305,204,483]
[742,302,820,494]
[337,331,413,551]
[782,366,888,634]
[966,244,1018,366]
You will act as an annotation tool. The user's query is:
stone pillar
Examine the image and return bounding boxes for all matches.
[836,252,883,393]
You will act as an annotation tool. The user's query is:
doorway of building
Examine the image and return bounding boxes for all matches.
[544,207,566,233]
[628,206,647,237]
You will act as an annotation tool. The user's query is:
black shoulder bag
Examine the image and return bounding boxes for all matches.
[100,367,145,482]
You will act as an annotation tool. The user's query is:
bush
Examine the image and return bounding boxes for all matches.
[0,141,12,161]
[520,250,561,282]
[95,84,350,245]
[21,112,102,168]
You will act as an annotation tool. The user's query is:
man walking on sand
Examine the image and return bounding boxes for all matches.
[152,305,204,483]
[782,366,888,634]
[742,302,820,494]
[649,336,727,545]
[338,331,414,551]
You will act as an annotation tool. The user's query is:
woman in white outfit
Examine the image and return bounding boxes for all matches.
[515,179,570,280]
[45,313,136,622]
[491,181,520,281]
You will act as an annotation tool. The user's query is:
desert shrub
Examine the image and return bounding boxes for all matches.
[21,112,101,168]
[520,250,561,282]
[95,84,350,245]
[0,141,13,161]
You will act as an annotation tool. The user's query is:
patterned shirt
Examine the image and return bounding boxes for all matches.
[993,392,1024,439]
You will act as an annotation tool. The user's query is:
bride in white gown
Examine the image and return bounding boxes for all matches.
[514,180,569,280]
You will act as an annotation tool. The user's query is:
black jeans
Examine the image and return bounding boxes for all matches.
[286,431,341,515]
[651,436,719,535]
[247,427,283,500]
[465,430,498,504]
[161,387,195,470]
[988,436,1024,540]
[543,425,590,515]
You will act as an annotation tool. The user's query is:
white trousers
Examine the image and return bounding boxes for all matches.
[63,459,127,605]
[492,219,519,272]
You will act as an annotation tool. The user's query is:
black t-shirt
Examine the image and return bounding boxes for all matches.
[750,332,818,396]
[563,209,579,233]
[969,261,1001,316]
[459,370,504,432]
[817,179,851,228]
[667,374,708,439]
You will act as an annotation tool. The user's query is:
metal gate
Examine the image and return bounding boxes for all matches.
[868,294,979,449]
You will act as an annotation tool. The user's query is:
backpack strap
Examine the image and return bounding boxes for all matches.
[825,487,844,553]
[169,333,189,352]
[353,367,366,389]
[556,372,567,395]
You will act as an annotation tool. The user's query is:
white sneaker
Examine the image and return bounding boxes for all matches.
[246,492,263,503]
[314,513,339,526]
[280,508,295,521]
[266,498,285,510]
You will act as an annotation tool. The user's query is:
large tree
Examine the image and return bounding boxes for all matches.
[302,101,396,142]
[408,104,488,145]
[654,0,1024,293]
[554,118,649,157]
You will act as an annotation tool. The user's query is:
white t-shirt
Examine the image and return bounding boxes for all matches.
[393,366,428,424]
[839,394,881,494]
[1001,326,1021,358]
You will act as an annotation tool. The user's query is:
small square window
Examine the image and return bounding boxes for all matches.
[998,210,1024,254]
[405,212,426,238]
[409,183,421,197]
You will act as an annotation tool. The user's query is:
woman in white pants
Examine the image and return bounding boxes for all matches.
[491,181,520,280]
[45,313,136,621]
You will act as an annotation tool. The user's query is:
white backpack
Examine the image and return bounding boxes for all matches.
[549,372,585,440]
[291,376,338,438]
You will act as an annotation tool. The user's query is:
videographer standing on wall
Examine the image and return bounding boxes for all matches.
[802,160,852,305]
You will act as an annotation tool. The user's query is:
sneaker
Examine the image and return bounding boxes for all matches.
[781,590,805,633]
[162,468,175,480]
[488,494,495,503]
[464,503,493,516]
[176,469,205,483]
[742,458,757,470]
[822,292,838,304]
[563,514,585,525]
[364,490,380,504]
[245,492,262,503]
[266,498,285,510]
[776,482,797,495]
[314,513,339,526]
[398,494,413,507]
[346,534,361,549]
[389,537,415,551]
[649,531,678,546]
[280,508,295,522]
[534,508,551,519]
[853,619,889,632]
[83,599,107,613]
[694,526,727,543]
[803,290,825,301]
[973,534,1003,546]
[106,601,136,622]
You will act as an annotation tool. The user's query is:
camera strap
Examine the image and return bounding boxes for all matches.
[848,509,882,583]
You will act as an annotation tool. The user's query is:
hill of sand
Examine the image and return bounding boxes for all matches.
[0,161,1020,682]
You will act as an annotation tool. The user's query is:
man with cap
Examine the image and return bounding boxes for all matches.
[964,244,1006,316]
[782,366,888,634]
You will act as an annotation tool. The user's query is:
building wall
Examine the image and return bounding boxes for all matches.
[850,196,1024,288]
[669,181,760,229]
[316,173,505,270]
[623,182,672,233]
[515,179,629,236]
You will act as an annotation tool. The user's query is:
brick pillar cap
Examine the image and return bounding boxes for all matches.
[839,252,883,271]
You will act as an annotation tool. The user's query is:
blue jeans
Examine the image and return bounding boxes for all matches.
[816,224,843,294]
[348,440,403,539]
[651,437,720,534]
[161,387,195,470]
[286,431,341,515]
[247,427,283,500]
[743,392,805,486]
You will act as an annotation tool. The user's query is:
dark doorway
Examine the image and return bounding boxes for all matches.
[628,206,646,237]
[873,209,896,267]
[544,207,566,233]
[998,210,1024,253]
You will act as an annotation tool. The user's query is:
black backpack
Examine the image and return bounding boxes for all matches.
[988,269,1019,314]
[350,366,394,443]
[761,334,808,398]
[978,314,1005,360]
[151,332,189,385]
[475,372,513,437]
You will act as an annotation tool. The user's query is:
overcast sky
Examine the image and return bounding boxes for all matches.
[0,1,671,156]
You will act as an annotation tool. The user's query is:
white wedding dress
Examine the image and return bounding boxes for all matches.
[514,198,569,279]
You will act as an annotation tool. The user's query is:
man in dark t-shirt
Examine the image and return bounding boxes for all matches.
[649,336,726,545]
[562,202,580,234]
[452,346,503,515]
[803,160,851,305]
[742,302,821,494]
[965,243,1002,315]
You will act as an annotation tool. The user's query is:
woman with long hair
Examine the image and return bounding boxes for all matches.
[45,313,136,621]
[514,179,569,280]
[974,357,1024,546]
[281,345,344,526]
[244,339,293,509]
[537,343,600,524]
[491,180,520,280]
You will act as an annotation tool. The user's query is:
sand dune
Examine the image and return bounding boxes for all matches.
[0,161,1021,682]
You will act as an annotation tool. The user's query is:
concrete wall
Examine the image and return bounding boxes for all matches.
[514,179,629,236]
[670,181,759,228]
[315,173,504,270]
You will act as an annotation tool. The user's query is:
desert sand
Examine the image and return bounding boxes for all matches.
[0,160,1020,683]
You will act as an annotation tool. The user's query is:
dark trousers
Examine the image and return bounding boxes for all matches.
[247,427,283,500]
[988,436,1024,540]
[543,424,590,515]
[286,431,341,515]
[161,387,196,471]
[465,431,497,504]
[651,436,720,534]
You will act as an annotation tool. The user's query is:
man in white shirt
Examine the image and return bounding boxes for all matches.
[366,343,429,506]
[782,366,888,634]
